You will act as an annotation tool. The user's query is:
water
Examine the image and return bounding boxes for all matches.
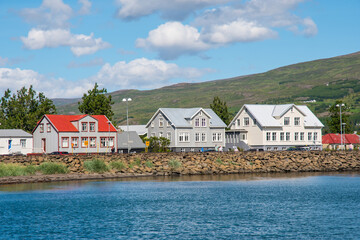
[0,173,359,239]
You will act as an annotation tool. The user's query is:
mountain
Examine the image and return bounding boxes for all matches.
[56,51,360,128]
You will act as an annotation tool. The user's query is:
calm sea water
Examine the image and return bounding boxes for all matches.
[0,173,359,239]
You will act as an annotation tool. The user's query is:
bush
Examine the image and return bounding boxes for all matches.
[0,163,26,177]
[168,159,181,170]
[38,162,68,174]
[84,159,109,173]
[110,161,126,171]
[145,161,154,168]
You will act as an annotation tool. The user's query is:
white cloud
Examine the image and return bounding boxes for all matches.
[90,58,209,89]
[137,0,318,59]
[0,59,210,98]
[201,19,277,44]
[78,0,92,15]
[136,22,210,59]
[116,0,229,20]
[21,28,111,56]
[19,0,73,29]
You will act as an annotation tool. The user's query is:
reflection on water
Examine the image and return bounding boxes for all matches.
[1,171,359,192]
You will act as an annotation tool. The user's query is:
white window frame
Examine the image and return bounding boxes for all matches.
[286,132,290,141]
[20,139,26,148]
[201,118,206,127]
[266,132,271,141]
[237,119,240,126]
[314,132,318,141]
[201,133,206,142]
[195,133,200,142]
[159,132,163,138]
[280,132,285,141]
[244,117,249,126]
[300,132,304,141]
[195,119,200,127]
[159,118,164,127]
[294,117,300,126]
[167,132,171,141]
[179,132,190,142]
[284,117,290,126]
[272,132,277,141]
[294,132,299,141]
[308,132,312,141]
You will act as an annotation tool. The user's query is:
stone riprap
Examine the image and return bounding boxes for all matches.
[1,151,359,177]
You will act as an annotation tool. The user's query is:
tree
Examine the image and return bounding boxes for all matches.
[145,136,170,152]
[0,86,56,132]
[327,101,352,134]
[78,83,114,121]
[210,96,230,125]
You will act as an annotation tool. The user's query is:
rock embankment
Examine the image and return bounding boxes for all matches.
[1,151,359,184]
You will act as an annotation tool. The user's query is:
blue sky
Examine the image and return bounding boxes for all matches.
[0,0,359,98]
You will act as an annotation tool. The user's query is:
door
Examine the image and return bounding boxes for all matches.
[41,138,46,153]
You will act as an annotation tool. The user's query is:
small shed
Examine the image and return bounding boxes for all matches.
[0,129,33,155]
[117,131,146,153]
[322,133,360,150]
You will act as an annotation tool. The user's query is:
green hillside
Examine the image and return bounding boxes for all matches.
[56,51,360,130]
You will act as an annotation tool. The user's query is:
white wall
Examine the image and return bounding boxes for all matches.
[0,137,33,155]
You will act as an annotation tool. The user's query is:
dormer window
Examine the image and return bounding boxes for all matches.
[82,122,88,132]
[195,119,200,127]
[284,117,290,125]
[201,118,206,127]
[244,117,249,126]
[47,123,51,132]
[253,119,257,125]
[159,118,164,127]
[40,124,44,133]
[294,117,300,126]
[90,122,95,132]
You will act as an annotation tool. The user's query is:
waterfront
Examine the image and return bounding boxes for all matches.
[0,172,359,239]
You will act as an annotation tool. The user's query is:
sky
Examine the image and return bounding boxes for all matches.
[0,0,359,99]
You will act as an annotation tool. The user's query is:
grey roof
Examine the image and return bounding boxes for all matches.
[0,129,32,138]
[230,104,324,128]
[117,131,146,149]
[117,125,147,135]
[146,108,226,128]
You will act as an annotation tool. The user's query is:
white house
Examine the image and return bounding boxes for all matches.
[227,104,323,151]
[0,129,33,155]
[146,108,226,152]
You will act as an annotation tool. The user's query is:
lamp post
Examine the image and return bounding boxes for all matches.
[336,103,345,150]
[122,98,132,153]
[107,121,110,153]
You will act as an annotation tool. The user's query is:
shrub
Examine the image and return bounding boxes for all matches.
[168,159,181,170]
[110,161,126,171]
[38,162,68,174]
[84,159,109,173]
[145,161,154,168]
[24,165,37,175]
[0,163,25,177]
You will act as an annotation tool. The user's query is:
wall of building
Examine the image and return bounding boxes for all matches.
[0,137,32,155]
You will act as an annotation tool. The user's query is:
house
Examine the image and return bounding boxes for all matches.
[227,104,323,151]
[118,125,147,136]
[32,115,117,154]
[146,108,226,152]
[322,133,360,150]
[0,129,33,155]
[117,131,146,153]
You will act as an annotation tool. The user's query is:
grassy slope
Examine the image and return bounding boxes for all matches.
[57,52,360,126]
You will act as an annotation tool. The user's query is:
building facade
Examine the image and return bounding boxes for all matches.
[33,115,117,154]
[227,104,323,151]
[0,129,33,155]
[146,108,226,152]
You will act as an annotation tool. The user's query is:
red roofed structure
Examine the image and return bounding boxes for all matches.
[33,114,117,153]
[322,133,360,150]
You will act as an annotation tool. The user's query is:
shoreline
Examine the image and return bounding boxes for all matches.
[1,170,360,185]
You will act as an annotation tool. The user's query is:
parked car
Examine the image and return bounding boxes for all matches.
[286,147,309,151]
[49,151,69,155]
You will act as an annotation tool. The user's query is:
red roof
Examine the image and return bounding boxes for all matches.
[322,134,360,144]
[40,114,117,132]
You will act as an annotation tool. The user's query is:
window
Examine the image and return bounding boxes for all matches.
[284,117,290,125]
[272,132,277,141]
[167,121,171,127]
[108,137,114,147]
[280,132,285,141]
[195,119,200,127]
[181,148,186,152]
[240,133,247,140]
[201,133,206,142]
[151,121,154,128]
[167,132,171,140]
[300,132,304,141]
[216,133,222,142]
[190,148,195,152]
[71,137,79,148]
[199,111,202,116]
[266,132,271,141]
[151,133,155,137]
[201,118,206,127]
[20,139,26,148]
[40,124,44,133]
[274,147,278,151]
[82,122,88,132]
[294,117,300,126]
[237,119,240,126]
[314,132,318,141]
[100,137,113,147]
[244,117,249,126]
[159,118,164,127]
[90,122,95,132]
[212,133,217,142]
[253,119,257,125]
[286,132,290,141]
[294,132,299,141]
[101,137,107,147]
[195,133,200,142]
[62,137,69,148]
[81,137,89,148]
[308,132,312,141]
[90,137,96,148]
[159,132,163,137]
[179,132,190,142]
[47,123,51,132]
